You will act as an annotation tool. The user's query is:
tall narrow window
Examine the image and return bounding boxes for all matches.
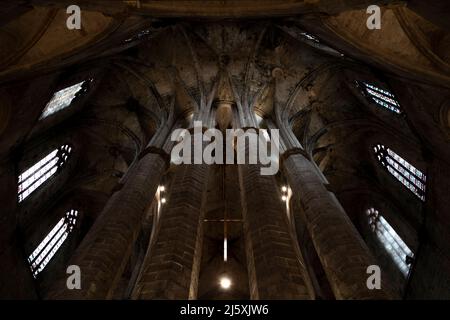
[28,209,79,278]
[39,80,88,120]
[18,144,72,203]
[366,208,414,276]
[357,81,401,114]
[374,144,426,201]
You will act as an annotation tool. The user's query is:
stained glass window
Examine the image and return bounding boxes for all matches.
[39,81,88,120]
[28,209,79,278]
[374,144,426,201]
[358,81,401,114]
[366,208,414,276]
[18,145,72,203]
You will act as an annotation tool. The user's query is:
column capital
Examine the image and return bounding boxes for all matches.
[213,99,236,107]
[138,146,171,167]
[187,126,210,133]
[280,147,310,164]
[240,126,259,132]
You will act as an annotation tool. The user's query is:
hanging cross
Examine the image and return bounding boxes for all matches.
[203,165,243,263]
[203,218,242,262]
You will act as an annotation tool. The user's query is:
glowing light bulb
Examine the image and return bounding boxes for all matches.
[281,195,287,201]
[220,276,232,290]
[281,186,287,192]
[160,186,165,192]
[161,198,166,204]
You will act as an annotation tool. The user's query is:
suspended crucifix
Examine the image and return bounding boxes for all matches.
[204,165,242,262]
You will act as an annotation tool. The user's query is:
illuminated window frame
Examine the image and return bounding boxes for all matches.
[28,209,79,278]
[357,81,401,114]
[18,145,72,203]
[366,208,414,276]
[39,80,90,120]
[374,144,426,201]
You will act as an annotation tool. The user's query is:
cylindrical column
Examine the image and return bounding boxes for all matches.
[132,163,210,299]
[47,149,169,299]
[238,132,314,299]
[283,150,390,299]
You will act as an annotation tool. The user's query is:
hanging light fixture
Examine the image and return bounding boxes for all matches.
[219,276,232,290]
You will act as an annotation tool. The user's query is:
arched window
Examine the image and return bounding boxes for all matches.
[357,81,401,114]
[39,80,90,120]
[18,144,72,203]
[374,144,426,201]
[28,209,79,278]
[366,208,414,276]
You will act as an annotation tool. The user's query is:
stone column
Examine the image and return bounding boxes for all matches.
[283,150,390,299]
[132,140,210,299]
[238,131,314,299]
[47,148,169,299]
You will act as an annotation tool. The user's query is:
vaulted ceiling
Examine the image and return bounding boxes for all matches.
[1,1,449,86]
[1,0,450,300]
